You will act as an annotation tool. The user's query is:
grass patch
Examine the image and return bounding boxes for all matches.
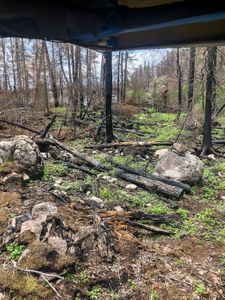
[43,162,66,181]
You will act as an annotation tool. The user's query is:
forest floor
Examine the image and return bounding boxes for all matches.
[0,105,225,300]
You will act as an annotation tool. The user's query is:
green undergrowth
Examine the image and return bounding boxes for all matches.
[42,162,67,181]
[66,137,92,151]
[132,108,189,142]
[198,160,225,202]
[112,154,155,173]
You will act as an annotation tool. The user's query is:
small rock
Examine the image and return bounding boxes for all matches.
[102,175,117,183]
[91,151,97,154]
[220,195,225,201]
[41,152,48,159]
[11,213,32,232]
[20,218,45,244]
[90,196,103,204]
[114,205,124,212]
[208,154,217,161]
[23,173,30,182]
[125,184,137,190]
[154,148,169,158]
[48,237,67,254]
[32,202,58,219]
[73,226,93,244]
[86,191,91,196]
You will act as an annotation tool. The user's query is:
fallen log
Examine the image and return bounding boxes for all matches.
[85,140,172,149]
[115,168,183,199]
[45,136,107,171]
[112,162,191,193]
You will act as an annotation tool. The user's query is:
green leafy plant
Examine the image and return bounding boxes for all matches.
[43,162,66,181]
[87,286,102,300]
[177,208,189,220]
[150,289,159,300]
[147,203,173,215]
[99,187,113,199]
[7,242,25,260]
[128,278,137,291]
[193,280,208,296]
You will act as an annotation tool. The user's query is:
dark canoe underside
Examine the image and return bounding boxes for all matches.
[0,0,225,50]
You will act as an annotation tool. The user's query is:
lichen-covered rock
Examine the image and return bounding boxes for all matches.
[0,135,43,178]
[155,150,204,184]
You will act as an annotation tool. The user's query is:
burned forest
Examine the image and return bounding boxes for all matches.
[0,39,225,300]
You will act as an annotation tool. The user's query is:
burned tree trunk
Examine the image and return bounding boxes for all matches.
[187,47,196,111]
[103,51,113,143]
[201,47,217,155]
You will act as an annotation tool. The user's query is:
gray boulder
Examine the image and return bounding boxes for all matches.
[155,150,204,184]
[0,135,43,178]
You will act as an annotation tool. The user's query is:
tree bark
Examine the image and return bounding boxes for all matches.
[43,41,59,107]
[187,47,196,111]
[201,47,217,155]
[176,48,182,114]
[103,51,113,143]
[115,168,184,198]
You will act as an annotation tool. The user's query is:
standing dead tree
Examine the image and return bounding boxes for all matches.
[201,47,217,155]
[103,51,113,143]
[187,47,196,111]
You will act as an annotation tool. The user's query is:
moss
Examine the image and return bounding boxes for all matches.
[0,269,53,299]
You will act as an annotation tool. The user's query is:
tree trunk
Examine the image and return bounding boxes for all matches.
[187,47,196,111]
[176,48,182,114]
[1,38,8,91]
[123,50,128,102]
[117,51,121,102]
[120,51,124,102]
[201,47,217,155]
[43,41,59,107]
[103,51,113,143]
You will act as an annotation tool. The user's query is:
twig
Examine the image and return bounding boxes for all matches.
[41,274,62,299]
[119,218,172,235]
[12,264,63,298]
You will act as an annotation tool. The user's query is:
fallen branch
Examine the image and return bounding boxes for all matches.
[40,114,57,138]
[11,263,63,298]
[45,136,107,171]
[212,140,225,144]
[0,118,40,134]
[53,159,96,175]
[115,168,183,199]
[112,162,191,193]
[85,140,172,149]
[120,219,172,235]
